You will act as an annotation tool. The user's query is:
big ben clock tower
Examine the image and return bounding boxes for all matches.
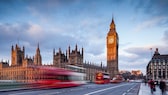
[106,18,119,79]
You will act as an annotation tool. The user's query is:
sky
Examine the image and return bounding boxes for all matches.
[0,0,168,74]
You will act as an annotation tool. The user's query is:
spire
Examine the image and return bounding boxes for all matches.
[110,17,116,30]
[23,46,25,52]
[36,43,40,53]
[15,44,18,49]
[11,45,14,51]
[66,49,67,57]
[53,48,55,55]
[100,61,102,68]
[75,44,78,51]
[38,43,39,49]
[111,16,115,24]
[34,43,42,65]
[69,45,71,52]
[68,45,70,59]
[82,47,84,57]
[154,48,160,55]
[59,48,61,53]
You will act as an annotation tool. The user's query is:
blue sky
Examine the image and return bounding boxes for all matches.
[0,0,168,74]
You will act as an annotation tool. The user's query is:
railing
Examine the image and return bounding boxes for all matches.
[0,80,29,91]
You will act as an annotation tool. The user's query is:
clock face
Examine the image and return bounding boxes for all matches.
[108,36,114,44]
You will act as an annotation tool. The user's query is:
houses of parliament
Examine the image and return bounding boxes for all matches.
[0,18,119,82]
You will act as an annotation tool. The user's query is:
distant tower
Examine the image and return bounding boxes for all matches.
[34,43,42,65]
[53,45,84,67]
[68,44,83,65]
[53,48,67,68]
[11,44,25,66]
[106,18,119,79]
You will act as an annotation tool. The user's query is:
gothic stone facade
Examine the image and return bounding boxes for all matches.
[53,45,107,82]
[53,45,83,68]
[0,44,107,82]
[0,44,42,82]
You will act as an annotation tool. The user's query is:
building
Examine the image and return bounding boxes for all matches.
[146,48,168,80]
[34,43,42,65]
[131,70,143,79]
[11,44,25,66]
[106,18,119,79]
[83,62,106,82]
[1,17,119,82]
[53,45,83,68]
[119,70,131,80]
[0,43,106,82]
[0,44,42,82]
[131,70,142,76]
[53,45,107,82]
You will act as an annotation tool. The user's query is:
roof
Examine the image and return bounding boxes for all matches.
[152,54,168,60]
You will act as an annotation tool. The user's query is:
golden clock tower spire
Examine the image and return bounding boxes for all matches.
[110,17,115,30]
[106,17,119,79]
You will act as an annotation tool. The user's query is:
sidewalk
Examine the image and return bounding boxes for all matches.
[138,83,167,95]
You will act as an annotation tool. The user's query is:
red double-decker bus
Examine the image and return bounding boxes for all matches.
[95,72,110,84]
[30,66,86,89]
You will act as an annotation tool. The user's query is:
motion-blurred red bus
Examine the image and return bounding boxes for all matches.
[31,66,86,88]
[110,75,124,83]
[95,72,110,84]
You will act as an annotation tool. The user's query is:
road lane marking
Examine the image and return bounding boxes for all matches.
[38,91,61,95]
[84,84,128,95]
[123,83,138,95]
[122,92,126,95]
[39,88,84,95]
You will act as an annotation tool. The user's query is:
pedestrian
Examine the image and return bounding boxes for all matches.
[148,79,155,94]
[159,79,167,95]
[144,79,147,86]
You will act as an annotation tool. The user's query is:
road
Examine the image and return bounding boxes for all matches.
[0,82,140,95]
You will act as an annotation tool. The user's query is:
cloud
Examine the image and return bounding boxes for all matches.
[119,46,155,73]
[0,23,28,42]
[133,16,167,32]
[0,23,45,43]
[119,40,168,74]
[133,0,168,16]
[27,23,44,40]
[0,16,107,65]
[3,0,168,75]
[0,22,46,58]
[85,51,106,66]
[131,0,168,33]
[162,30,168,44]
